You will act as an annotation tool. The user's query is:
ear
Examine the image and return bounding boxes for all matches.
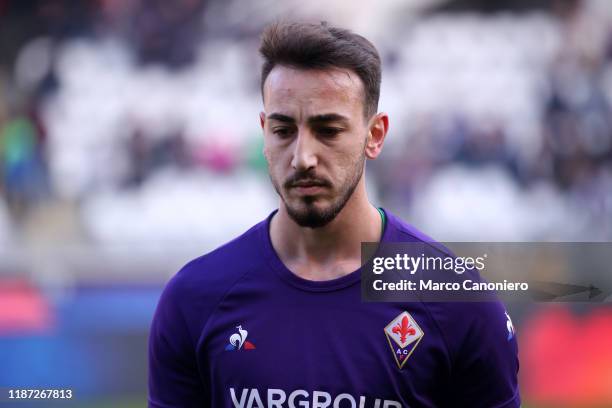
[365,112,389,159]
[260,112,271,162]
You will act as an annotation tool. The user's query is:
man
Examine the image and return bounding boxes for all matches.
[149,21,520,407]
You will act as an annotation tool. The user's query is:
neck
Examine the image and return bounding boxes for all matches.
[270,180,383,281]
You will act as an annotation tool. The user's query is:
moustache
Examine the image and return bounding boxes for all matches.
[284,172,331,189]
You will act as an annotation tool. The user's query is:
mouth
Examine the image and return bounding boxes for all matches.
[293,185,325,195]
[288,181,328,195]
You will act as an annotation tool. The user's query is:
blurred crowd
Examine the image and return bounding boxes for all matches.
[1,0,611,248]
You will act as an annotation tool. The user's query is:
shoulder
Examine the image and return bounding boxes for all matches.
[155,215,270,342]
[383,209,453,257]
[173,217,267,291]
[383,209,518,362]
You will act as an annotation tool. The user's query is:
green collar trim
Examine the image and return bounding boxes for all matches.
[377,207,386,237]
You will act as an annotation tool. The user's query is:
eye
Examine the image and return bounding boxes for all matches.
[272,127,294,138]
[317,127,342,138]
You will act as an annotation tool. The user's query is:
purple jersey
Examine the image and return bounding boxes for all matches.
[148,209,520,407]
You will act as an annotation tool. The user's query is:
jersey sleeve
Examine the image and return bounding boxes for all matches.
[446,300,521,407]
[148,271,207,407]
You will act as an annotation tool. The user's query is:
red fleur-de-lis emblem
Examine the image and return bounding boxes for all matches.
[392,316,416,343]
[385,311,424,369]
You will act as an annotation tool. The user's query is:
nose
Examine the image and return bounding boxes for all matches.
[291,129,318,172]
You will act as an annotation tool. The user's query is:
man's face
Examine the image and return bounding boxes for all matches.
[261,66,370,228]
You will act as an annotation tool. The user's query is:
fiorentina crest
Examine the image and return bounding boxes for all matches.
[384,311,424,369]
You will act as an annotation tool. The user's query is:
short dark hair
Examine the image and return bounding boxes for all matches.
[259,21,381,119]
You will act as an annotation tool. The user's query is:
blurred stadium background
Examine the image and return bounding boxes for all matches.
[1,0,611,406]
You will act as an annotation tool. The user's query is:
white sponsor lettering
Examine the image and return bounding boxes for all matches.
[333,393,356,408]
[269,389,287,408]
[313,391,332,408]
[229,388,402,408]
[247,389,264,408]
[358,397,380,408]
[230,388,248,408]
[289,389,309,408]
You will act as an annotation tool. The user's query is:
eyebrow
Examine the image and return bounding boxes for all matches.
[267,113,295,123]
[267,113,350,126]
